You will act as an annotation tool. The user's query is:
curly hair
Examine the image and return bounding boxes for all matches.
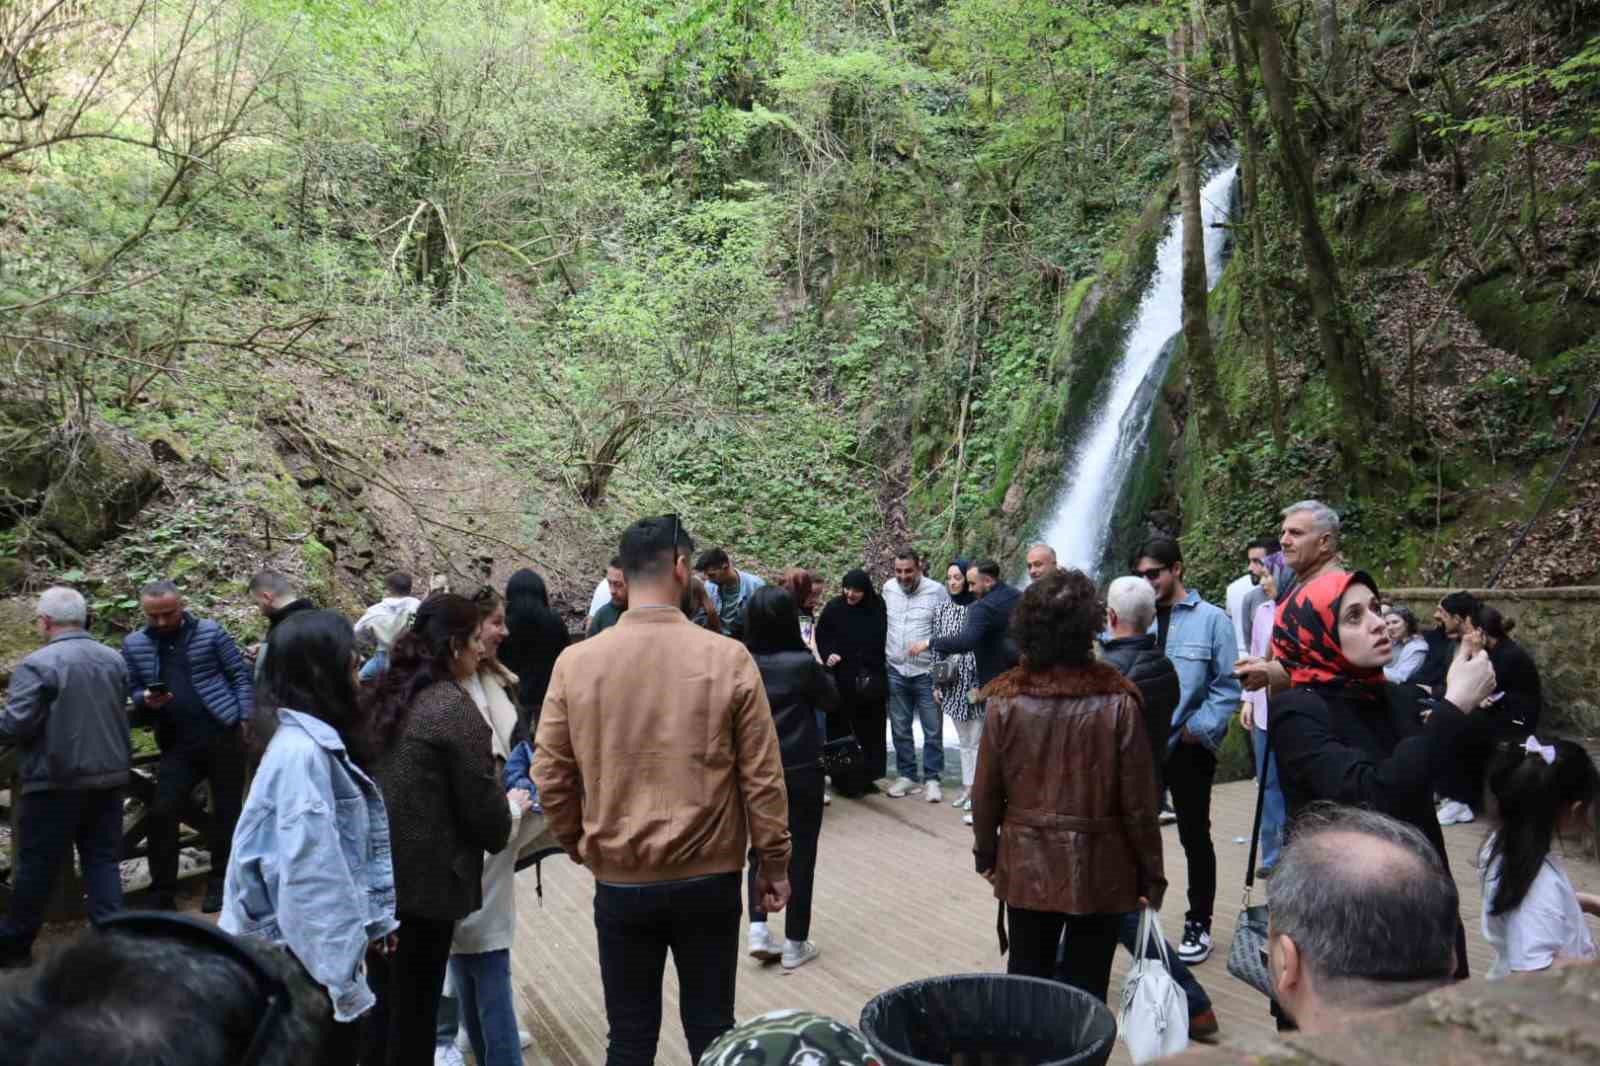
[1011,568,1101,670]
[361,592,480,752]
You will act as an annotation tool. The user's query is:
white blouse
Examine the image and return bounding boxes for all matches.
[1480,838,1597,979]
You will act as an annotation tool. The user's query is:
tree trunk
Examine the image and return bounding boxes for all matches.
[1242,0,1372,485]
[1227,8,1286,452]
[1318,0,1344,94]
[1170,21,1228,444]
[1522,14,1543,263]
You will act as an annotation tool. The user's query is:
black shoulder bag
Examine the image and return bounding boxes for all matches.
[1225,725,1276,999]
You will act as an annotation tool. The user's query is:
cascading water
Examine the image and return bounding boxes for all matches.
[1035,162,1239,576]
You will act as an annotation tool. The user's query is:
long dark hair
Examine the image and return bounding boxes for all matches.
[744,587,808,655]
[505,569,555,629]
[363,593,481,751]
[499,569,570,720]
[1474,604,1516,642]
[256,609,375,766]
[1484,737,1600,914]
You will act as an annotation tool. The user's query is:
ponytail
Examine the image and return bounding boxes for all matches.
[1473,604,1516,641]
[1484,737,1599,914]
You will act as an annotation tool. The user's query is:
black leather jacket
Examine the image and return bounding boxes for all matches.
[752,650,840,772]
[1100,634,1179,797]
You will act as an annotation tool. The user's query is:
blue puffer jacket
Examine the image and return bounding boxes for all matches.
[121,613,255,726]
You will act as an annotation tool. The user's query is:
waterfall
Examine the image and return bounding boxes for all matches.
[1035,163,1239,577]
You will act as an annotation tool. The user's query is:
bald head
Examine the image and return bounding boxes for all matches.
[1269,806,1457,1026]
[1025,544,1058,582]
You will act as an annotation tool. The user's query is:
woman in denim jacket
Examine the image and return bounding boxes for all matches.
[221,609,397,1059]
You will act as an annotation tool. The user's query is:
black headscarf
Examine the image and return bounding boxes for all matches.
[946,557,974,606]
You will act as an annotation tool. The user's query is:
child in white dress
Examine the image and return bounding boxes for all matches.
[1480,735,1600,979]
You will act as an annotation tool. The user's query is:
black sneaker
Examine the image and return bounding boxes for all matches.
[1178,920,1212,964]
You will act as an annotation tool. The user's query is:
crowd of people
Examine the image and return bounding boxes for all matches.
[1,497,1596,1065]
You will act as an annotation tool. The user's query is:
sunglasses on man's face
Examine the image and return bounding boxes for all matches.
[1134,566,1169,582]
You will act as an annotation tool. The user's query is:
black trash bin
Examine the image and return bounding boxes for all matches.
[859,974,1117,1066]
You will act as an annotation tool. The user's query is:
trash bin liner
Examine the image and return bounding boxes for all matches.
[859,973,1116,1066]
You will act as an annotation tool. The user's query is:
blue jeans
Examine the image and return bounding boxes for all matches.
[1115,911,1212,1018]
[358,647,388,682]
[1252,725,1285,871]
[450,950,521,1066]
[887,671,942,782]
[0,788,123,961]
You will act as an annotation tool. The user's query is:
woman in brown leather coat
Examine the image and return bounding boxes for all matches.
[971,568,1166,1002]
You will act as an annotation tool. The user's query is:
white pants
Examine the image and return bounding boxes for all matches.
[953,716,984,788]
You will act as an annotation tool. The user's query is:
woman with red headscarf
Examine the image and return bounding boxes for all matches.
[1268,569,1497,980]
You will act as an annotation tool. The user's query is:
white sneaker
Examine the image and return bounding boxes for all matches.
[748,923,781,962]
[951,788,969,808]
[925,780,943,803]
[1438,801,1476,826]
[519,1028,533,1050]
[1159,810,1178,826]
[822,788,832,806]
[887,777,919,798]
[962,812,973,826]
[781,940,820,970]
[434,1044,466,1066]
[1178,921,1213,964]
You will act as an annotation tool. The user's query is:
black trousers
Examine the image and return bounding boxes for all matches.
[1166,742,1217,928]
[594,873,741,1066]
[148,728,246,896]
[749,768,824,942]
[0,788,123,961]
[832,689,887,791]
[364,913,455,1066]
[1439,716,1527,808]
[1007,908,1121,1003]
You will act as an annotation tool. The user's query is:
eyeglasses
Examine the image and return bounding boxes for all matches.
[1134,566,1169,581]
[99,911,289,1066]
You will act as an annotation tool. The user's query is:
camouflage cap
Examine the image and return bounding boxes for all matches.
[698,1009,885,1066]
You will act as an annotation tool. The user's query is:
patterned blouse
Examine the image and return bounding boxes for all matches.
[930,601,984,721]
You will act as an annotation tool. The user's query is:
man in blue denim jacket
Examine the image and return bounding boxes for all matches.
[1132,536,1241,967]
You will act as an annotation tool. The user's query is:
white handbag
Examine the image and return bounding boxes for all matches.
[1118,907,1190,1064]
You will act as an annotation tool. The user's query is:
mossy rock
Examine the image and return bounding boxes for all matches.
[1353,188,1433,268]
[22,422,163,551]
[1460,271,1600,361]
[0,597,39,686]
[0,558,20,594]
[1380,114,1420,171]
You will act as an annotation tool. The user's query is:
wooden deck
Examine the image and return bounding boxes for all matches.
[508,775,1600,1065]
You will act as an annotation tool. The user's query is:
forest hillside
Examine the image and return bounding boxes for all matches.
[2,0,1598,648]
